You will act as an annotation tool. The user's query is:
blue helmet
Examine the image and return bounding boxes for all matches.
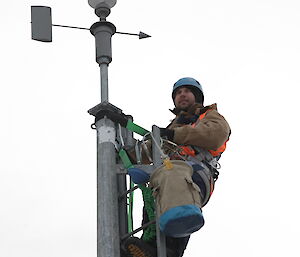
[172,77,204,104]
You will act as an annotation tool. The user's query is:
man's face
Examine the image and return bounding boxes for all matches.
[174,86,196,110]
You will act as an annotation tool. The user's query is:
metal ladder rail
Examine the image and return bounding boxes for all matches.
[152,125,167,257]
[117,125,167,257]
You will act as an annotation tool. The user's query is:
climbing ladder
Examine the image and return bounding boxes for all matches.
[88,101,168,257]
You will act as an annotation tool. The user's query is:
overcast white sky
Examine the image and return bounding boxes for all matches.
[1,0,300,256]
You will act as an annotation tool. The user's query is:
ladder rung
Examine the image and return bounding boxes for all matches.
[120,220,156,241]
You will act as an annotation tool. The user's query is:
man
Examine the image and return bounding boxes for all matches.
[123,77,231,257]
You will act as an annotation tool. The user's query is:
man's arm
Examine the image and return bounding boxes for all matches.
[172,109,230,151]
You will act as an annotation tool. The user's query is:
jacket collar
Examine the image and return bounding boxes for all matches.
[170,103,217,117]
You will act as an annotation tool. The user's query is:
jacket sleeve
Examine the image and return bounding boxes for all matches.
[172,109,230,151]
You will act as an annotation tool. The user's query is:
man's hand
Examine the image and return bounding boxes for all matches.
[160,128,174,141]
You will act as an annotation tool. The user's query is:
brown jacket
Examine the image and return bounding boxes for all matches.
[168,103,230,151]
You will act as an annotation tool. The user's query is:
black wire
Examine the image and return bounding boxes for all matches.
[52,24,139,37]
[52,24,90,30]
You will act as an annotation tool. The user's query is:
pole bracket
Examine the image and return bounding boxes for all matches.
[88,101,128,125]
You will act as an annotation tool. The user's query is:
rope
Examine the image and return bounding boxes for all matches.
[139,184,156,241]
[128,179,134,233]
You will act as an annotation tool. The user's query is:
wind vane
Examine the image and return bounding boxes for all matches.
[31,6,151,42]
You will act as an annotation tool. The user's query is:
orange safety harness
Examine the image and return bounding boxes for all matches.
[180,109,228,158]
[178,109,229,204]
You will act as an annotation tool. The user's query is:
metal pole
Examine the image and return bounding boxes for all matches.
[90,13,118,257]
[96,118,120,257]
[100,63,109,102]
[117,119,134,238]
[152,125,167,257]
[90,20,116,102]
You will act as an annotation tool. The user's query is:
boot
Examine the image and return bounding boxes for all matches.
[123,237,157,257]
[122,237,177,257]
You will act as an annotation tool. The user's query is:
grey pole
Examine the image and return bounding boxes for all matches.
[152,126,167,257]
[96,118,120,257]
[100,63,109,102]
[90,19,116,102]
[89,5,119,257]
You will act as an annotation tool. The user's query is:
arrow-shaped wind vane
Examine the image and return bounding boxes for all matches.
[115,31,151,39]
[31,6,151,42]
